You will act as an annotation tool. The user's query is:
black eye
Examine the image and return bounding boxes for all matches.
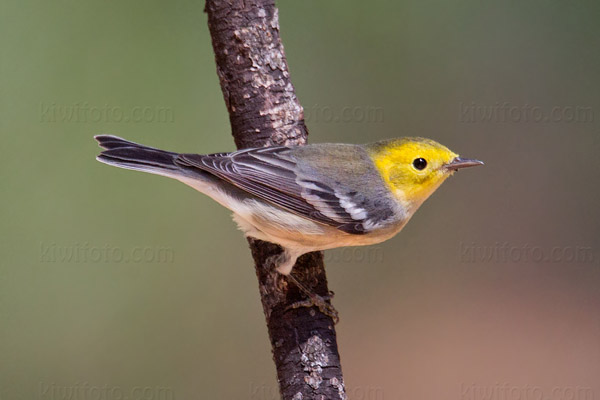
[413,158,427,170]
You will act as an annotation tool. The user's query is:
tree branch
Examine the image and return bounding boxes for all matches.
[205,1,346,399]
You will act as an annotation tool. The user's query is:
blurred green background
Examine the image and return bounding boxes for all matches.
[2,0,599,399]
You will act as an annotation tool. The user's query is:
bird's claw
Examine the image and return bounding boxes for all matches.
[266,252,339,324]
[285,291,339,324]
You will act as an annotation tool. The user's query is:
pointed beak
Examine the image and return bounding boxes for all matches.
[444,157,484,171]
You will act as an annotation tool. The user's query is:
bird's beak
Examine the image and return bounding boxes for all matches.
[444,157,484,171]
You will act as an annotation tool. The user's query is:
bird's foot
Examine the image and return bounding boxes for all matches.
[285,291,339,324]
[264,251,339,323]
[285,273,339,324]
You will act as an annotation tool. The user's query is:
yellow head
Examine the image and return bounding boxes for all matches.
[367,137,483,211]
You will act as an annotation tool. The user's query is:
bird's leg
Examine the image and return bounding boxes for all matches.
[265,250,339,323]
[285,273,339,324]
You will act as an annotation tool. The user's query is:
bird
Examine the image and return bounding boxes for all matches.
[95,135,483,276]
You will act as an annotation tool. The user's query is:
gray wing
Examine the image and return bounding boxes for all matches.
[175,144,398,234]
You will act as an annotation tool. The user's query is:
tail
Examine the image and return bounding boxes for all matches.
[95,135,184,178]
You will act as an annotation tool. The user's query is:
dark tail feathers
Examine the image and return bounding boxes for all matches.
[95,135,182,176]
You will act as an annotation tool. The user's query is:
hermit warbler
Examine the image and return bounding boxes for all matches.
[95,135,482,274]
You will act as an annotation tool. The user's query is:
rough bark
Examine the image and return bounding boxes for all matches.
[205,1,346,399]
